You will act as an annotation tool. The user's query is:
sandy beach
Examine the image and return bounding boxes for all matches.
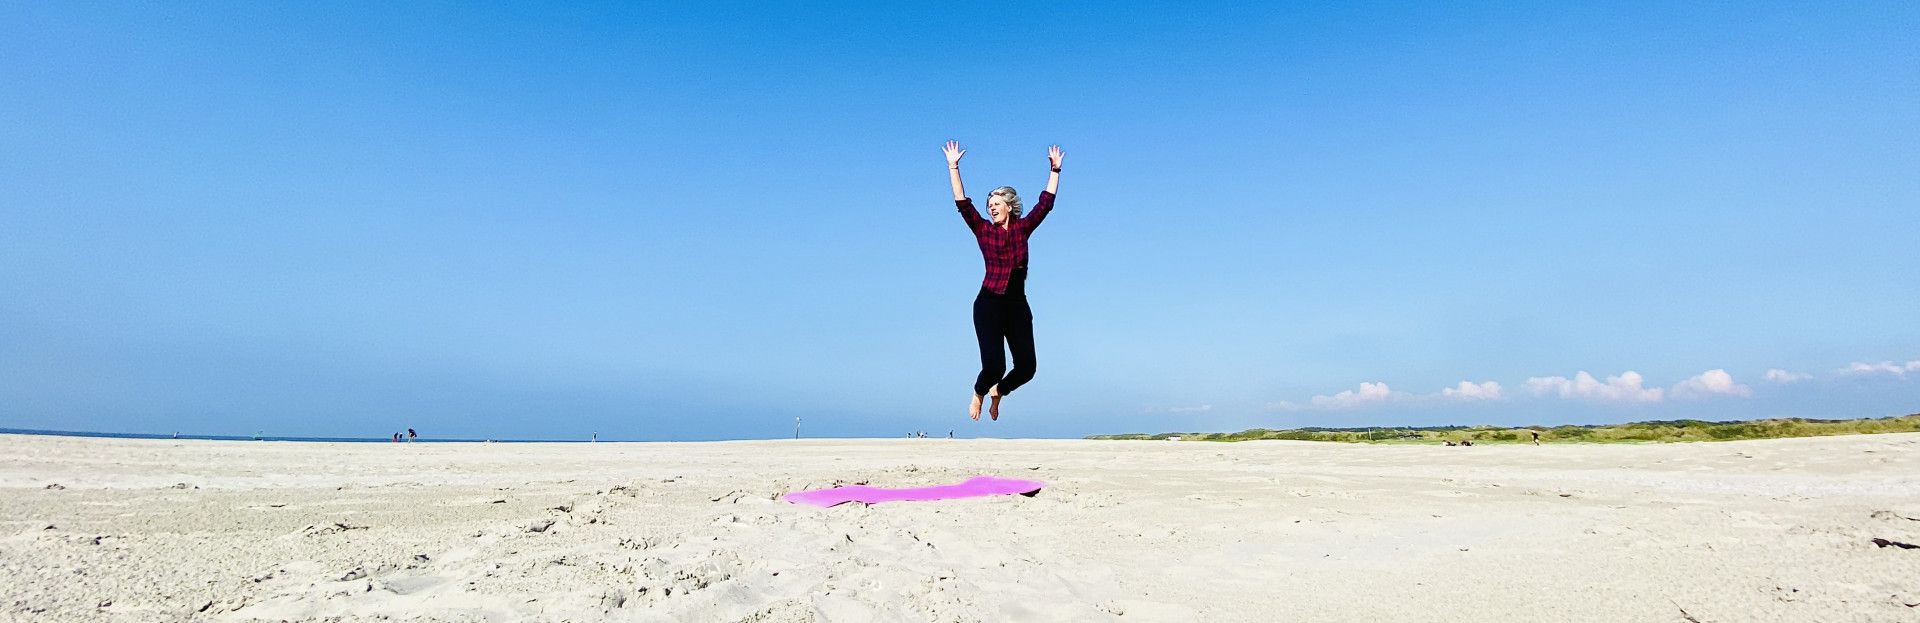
[3,433,1918,622]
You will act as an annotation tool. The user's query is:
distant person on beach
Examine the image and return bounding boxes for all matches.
[1532,431,1541,445]
[945,140,1064,422]
[407,428,416,442]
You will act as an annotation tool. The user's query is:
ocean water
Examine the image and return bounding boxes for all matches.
[0,428,576,443]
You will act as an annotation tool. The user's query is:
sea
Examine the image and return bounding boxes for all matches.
[0,428,574,443]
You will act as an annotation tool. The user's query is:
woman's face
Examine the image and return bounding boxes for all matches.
[987,195,1011,226]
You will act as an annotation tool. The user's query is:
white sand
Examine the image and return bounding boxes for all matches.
[3,433,1919,622]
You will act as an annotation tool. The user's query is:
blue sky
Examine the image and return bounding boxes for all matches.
[3,2,1916,440]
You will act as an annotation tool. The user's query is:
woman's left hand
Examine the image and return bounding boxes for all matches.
[1047,145,1064,170]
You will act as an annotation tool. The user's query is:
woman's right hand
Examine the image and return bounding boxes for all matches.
[944,140,966,167]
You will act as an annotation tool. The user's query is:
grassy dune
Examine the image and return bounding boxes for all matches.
[1089,413,1920,444]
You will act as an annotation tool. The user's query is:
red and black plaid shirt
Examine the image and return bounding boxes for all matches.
[957,191,1055,294]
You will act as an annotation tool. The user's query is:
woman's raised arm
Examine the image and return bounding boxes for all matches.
[944,140,968,201]
[1044,145,1062,195]
[1021,145,1065,232]
[947,140,986,230]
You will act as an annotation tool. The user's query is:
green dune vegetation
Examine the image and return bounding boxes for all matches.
[1088,413,1920,444]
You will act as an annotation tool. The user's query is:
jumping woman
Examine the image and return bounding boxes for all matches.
[943,140,1063,421]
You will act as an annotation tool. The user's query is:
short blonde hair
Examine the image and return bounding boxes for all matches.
[989,186,1023,219]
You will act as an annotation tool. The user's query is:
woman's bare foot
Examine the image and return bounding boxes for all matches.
[969,393,984,421]
[988,385,1003,421]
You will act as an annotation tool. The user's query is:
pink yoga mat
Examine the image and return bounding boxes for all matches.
[782,475,1045,507]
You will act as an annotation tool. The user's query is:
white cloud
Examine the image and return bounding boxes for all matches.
[1672,369,1752,398]
[1839,360,1920,377]
[1308,381,1396,409]
[1763,368,1811,383]
[1525,371,1664,403]
[1439,380,1503,400]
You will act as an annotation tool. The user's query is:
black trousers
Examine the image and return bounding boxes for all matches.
[972,285,1036,397]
